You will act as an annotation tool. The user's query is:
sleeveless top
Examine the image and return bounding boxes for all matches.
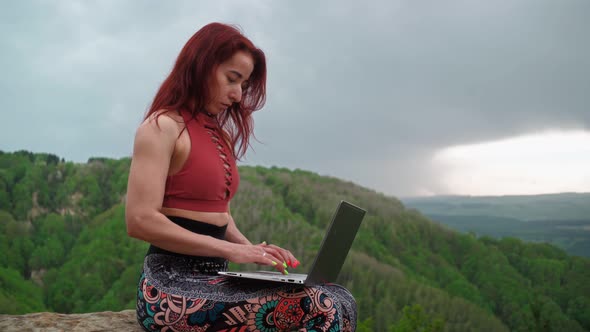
[162,111,240,212]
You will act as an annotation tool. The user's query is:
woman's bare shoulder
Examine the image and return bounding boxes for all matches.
[144,109,184,127]
[138,110,185,134]
[133,112,184,157]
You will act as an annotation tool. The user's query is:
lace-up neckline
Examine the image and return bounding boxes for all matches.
[199,113,234,201]
[162,110,240,213]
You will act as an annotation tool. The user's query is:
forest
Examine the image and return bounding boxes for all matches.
[1,150,589,331]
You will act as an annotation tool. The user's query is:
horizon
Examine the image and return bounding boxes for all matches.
[2,147,589,199]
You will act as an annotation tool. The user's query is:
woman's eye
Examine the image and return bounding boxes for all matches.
[227,76,236,83]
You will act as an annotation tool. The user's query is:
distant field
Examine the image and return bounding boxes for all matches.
[402,193,590,257]
[402,193,590,220]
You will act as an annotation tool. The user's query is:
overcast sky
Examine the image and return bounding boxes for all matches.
[2,0,589,197]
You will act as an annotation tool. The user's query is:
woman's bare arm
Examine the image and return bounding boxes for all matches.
[124,114,287,271]
[225,205,299,268]
[125,114,232,258]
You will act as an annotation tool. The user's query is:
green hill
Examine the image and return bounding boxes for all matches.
[1,150,589,331]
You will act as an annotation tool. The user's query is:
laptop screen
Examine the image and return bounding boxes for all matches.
[305,201,366,285]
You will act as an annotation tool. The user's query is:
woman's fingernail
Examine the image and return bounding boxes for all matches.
[283,262,288,268]
[271,261,277,266]
[293,260,300,268]
[287,260,292,267]
[262,241,267,245]
[283,269,289,275]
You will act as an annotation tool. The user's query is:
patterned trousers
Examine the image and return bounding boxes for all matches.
[137,254,357,332]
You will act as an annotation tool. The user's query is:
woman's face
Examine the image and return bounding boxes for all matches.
[206,50,254,115]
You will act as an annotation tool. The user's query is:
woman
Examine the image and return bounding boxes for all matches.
[126,22,357,331]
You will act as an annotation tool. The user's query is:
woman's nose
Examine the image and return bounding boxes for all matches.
[229,86,242,103]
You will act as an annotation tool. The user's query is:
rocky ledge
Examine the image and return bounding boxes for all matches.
[0,310,143,332]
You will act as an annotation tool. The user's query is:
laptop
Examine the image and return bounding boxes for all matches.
[218,200,366,285]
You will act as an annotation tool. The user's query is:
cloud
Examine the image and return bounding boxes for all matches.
[432,130,590,195]
[1,0,589,196]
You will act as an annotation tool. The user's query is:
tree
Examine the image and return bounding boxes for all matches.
[390,304,445,332]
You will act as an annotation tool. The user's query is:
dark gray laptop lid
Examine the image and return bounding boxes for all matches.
[305,201,366,285]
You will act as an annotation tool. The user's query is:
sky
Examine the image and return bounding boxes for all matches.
[1,0,589,197]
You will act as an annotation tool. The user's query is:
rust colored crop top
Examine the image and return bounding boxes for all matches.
[162,111,240,213]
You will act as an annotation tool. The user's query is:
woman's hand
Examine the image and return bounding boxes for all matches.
[224,242,298,275]
[258,241,299,269]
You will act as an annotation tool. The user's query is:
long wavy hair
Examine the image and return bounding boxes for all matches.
[145,22,266,159]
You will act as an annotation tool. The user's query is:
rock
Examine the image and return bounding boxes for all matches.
[0,310,143,332]
[30,268,47,287]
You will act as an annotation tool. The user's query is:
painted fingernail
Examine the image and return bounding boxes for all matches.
[283,269,289,275]
[271,261,277,266]
[293,260,300,268]
[287,260,292,267]
[283,262,288,268]
[262,241,267,245]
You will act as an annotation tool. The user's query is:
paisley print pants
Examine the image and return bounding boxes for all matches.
[136,254,357,332]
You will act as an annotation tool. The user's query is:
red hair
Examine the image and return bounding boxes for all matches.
[145,22,266,159]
